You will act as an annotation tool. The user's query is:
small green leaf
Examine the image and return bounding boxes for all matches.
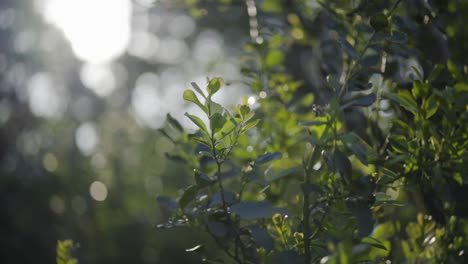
[210,112,226,133]
[268,34,284,48]
[183,90,207,113]
[191,82,206,98]
[344,93,376,108]
[428,64,445,83]
[327,149,352,180]
[447,60,461,80]
[230,202,288,220]
[370,14,389,31]
[412,80,429,98]
[178,185,199,210]
[386,90,418,115]
[265,158,301,181]
[361,237,388,251]
[422,94,439,119]
[339,38,359,60]
[239,105,250,118]
[166,113,184,132]
[386,30,407,43]
[264,50,285,68]
[194,169,215,188]
[207,77,224,96]
[185,113,209,134]
[241,119,261,133]
[340,132,374,165]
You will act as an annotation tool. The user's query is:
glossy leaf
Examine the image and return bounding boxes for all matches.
[185,113,209,134]
[207,77,224,96]
[183,89,207,113]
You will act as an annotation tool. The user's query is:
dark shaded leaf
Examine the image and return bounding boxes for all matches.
[271,250,305,264]
[164,153,187,164]
[230,202,288,220]
[191,82,206,98]
[207,221,228,237]
[248,225,274,252]
[339,38,359,60]
[345,93,376,108]
[166,113,184,132]
[179,185,199,210]
[194,169,215,188]
[210,112,226,133]
[340,132,374,165]
[157,196,178,211]
[301,183,323,195]
[208,191,237,207]
[255,152,282,165]
[370,14,389,31]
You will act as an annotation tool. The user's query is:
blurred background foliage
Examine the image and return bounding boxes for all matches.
[0,0,467,263]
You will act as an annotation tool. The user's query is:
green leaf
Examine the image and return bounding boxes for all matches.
[183,89,207,113]
[428,64,445,83]
[268,34,284,48]
[264,50,284,68]
[370,14,389,31]
[210,112,226,133]
[412,80,429,98]
[340,132,374,165]
[339,38,359,60]
[185,113,209,134]
[447,60,462,80]
[271,250,305,264]
[239,105,250,118]
[422,94,439,119]
[255,152,282,165]
[241,119,261,133]
[157,196,178,211]
[361,237,388,251]
[191,82,206,98]
[194,169,215,188]
[344,93,376,108]
[386,30,407,43]
[166,113,184,132]
[207,221,228,237]
[265,158,301,181]
[178,185,199,210]
[230,201,288,220]
[248,225,274,252]
[327,149,352,180]
[207,77,224,96]
[386,90,418,115]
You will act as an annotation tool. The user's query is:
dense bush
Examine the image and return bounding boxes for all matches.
[155,0,468,263]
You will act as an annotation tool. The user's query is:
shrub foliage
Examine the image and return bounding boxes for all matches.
[156,0,468,263]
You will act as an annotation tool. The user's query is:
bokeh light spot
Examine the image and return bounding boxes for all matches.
[89,181,108,202]
[75,122,99,156]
